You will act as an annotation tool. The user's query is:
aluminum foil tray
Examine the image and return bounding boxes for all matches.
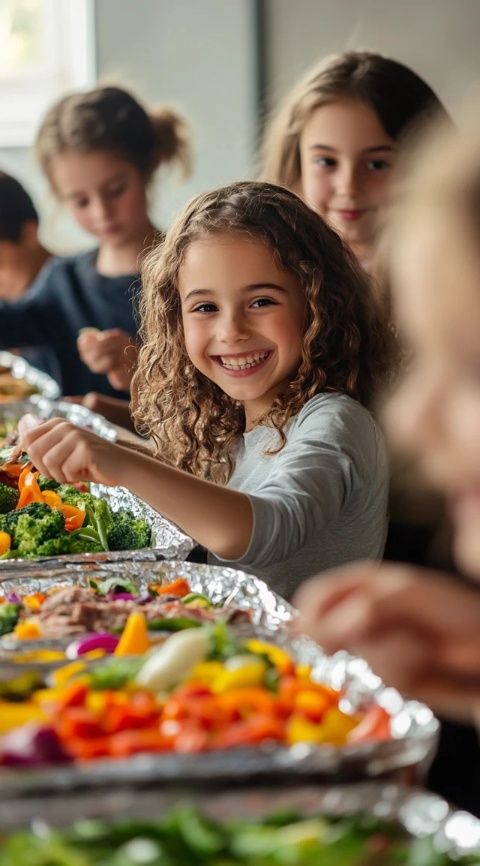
[0,400,194,565]
[0,782,478,859]
[0,563,439,792]
[0,350,60,400]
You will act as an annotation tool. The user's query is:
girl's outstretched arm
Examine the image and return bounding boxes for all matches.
[19,418,253,560]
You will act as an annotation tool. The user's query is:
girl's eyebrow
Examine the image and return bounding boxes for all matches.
[183,283,288,302]
[309,144,397,154]
[66,172,126,200]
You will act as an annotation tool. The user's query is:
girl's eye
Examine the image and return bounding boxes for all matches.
[251,297,276,308]
[366,159,390,171]
[107,184,127,198]
[73,198,89,209]
[192,303,218,313]
[314,156,337,168]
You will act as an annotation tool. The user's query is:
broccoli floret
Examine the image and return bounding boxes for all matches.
[34,533,104,556]
[0,502,52,535]
[37,475,61,492]
[0,602,20,636]
[55,484,97,509]
[0,504,65,557]
[35,535,72,557]
[107,509,151,551]
[0,481,18,513]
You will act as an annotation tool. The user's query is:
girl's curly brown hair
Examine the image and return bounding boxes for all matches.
[132,180,394,482]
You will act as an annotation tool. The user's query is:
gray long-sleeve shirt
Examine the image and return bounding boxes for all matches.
[209,393,388,599]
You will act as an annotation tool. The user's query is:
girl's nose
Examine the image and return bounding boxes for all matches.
[218,310,250,342]
[336,162,359,197]
[91,195,112,222]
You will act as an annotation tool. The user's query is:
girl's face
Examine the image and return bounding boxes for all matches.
[299,99,396,259]
[387,214,480,578]
[50,150,150,248]
[179,232,305,428]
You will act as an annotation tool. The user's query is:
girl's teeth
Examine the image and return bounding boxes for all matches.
[220,351,269,370]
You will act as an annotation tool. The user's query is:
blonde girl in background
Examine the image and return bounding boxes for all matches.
[294,119,480,813]
[262,50,449,273]
[20,181,392,598]
[0,85,191,402]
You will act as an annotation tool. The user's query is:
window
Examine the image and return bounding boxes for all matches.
[0,0,96,147]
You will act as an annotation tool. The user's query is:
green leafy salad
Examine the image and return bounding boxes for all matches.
[0,806,477,866]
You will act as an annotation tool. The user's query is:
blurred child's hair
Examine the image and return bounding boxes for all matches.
[132,180,395,481]
[261,50,449,192]
[390,119,480,238]
[0,171,38,241]
[36,84,192,193]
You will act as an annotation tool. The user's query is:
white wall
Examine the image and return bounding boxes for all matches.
[263,0,480,117]
[0,0,258,253]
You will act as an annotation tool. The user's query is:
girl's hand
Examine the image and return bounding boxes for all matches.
[293,562,480,723]
[18,417,123,486]
[77,328,138,391]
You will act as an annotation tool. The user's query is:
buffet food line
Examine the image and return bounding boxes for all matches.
[0,359,478,865]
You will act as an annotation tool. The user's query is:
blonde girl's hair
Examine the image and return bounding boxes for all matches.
[261,50,450,192]
[36,85,192,192]
[132,180,395,482]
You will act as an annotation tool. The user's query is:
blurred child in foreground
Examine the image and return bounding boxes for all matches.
[294,117,480,811]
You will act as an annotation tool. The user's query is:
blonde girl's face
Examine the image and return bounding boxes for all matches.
[50,150,151,249]
[178,232,305,429]
[386,214,480,579]
[299,99,397,262]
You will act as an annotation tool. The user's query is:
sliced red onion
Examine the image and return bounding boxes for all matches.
[66,632,119,659]
[5,592,21,605]
[1,723,70,766]
[106,592,138,602]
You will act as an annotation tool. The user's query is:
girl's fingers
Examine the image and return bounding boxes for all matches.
[20,417,70,453]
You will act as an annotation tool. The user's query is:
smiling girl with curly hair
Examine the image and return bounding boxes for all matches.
[21,181,394,597]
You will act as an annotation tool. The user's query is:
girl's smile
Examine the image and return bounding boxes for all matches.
[212,349,273,375]
[179,233,305,426]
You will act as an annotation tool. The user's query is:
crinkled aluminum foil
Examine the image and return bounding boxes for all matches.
[0,782,479,858]
[0,400,194,565]
[0,561,439,791]
[0,351,60,400]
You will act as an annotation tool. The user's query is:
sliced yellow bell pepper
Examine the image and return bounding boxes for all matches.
[115,611,150,656]
[245,639,294,674]
[0,701,46,733]
[211,660,267,694]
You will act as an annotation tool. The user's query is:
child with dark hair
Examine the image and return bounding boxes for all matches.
[0,171,50,300]
[0,85,192,397]
[20,181,393,597]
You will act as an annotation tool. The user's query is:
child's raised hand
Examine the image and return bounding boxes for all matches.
[292,562,480,722]
[77,328,138,391]
[19,417,122,487]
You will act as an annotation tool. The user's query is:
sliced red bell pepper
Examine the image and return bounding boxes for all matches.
[347,705,391,743]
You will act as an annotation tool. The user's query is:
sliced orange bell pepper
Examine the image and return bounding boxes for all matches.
[114,611,150,656]
[0,530,11,555]
[152,577,190,597]
[16,466,43,509]
[1,460,29,479]
[63,505,86,532]
[42,490,63,509]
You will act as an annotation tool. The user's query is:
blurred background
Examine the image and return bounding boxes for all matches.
[2,0,480,251]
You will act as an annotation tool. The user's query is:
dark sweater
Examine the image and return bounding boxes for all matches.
[0,250,140,397]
